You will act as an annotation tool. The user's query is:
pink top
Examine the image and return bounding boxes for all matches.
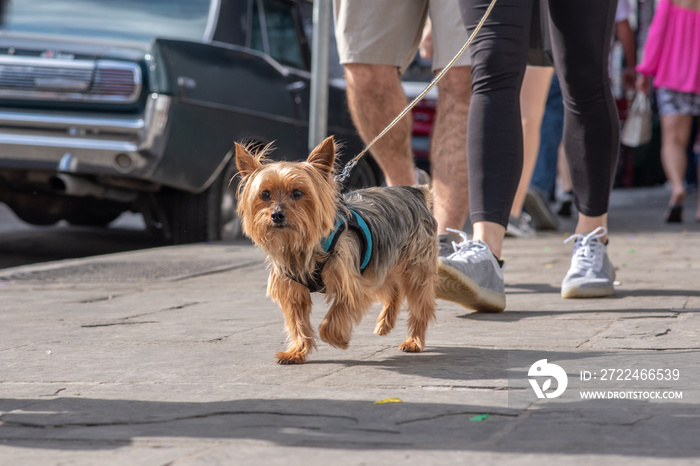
[636,0,700,95]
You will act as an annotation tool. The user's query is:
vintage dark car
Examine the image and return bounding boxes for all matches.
[0,0,380,243]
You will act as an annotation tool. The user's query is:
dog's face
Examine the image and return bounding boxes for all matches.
[235,137,340,256]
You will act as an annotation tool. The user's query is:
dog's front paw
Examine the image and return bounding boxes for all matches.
[318,320,350,349]
[275,350,307,365]
[399,339,423,353]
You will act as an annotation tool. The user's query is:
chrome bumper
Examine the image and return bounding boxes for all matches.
[0,93,171,177]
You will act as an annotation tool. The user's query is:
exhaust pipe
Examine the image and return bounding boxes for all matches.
[49,174,137,203]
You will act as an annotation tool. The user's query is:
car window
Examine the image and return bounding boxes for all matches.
[250,2,266,53]
[251,0,305,69]
[297,1,344,80]
[1,0,214,43]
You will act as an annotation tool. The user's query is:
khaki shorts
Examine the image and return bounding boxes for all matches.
[333,0,470,74]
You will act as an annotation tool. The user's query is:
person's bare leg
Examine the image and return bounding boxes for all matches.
[345,63,415,187]
[431,66,471,234]
[697,164,700,221]
[697,142,700,221]
[511,66,554,217]
[557,143,572,193]
[472,221,506,258]
[576,213,608,241]
[660,114,692,207]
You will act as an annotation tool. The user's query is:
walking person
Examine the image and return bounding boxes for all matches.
[531,0,637,218]
[506,65,557,238]
[333,0,472,252]
[437,0,621,312]
[636,0,700,223]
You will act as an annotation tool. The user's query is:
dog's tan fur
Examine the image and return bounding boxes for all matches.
[235,136,438,364]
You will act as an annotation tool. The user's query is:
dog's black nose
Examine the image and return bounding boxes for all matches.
[271,210,286,224]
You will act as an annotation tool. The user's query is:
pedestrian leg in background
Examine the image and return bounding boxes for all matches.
[345,64,417,187]
[431,66,472,248]
[425,1,473,251]
[530,73,574,218]
[507,65,558,238]
[556,145,574,217]
[659,112,693,222]
[531,74,563,198]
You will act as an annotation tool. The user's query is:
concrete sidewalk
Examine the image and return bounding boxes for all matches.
[0,185,699,465]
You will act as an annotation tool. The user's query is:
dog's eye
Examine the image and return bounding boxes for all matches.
[291,189,303,200]
[260,190,271,201]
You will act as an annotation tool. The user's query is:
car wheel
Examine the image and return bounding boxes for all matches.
[218,161,242,242]
[12,208,61,226]
[65,210,122,227]
[64,199,125,227]
[9,193,63,226]
[162,159,241,244]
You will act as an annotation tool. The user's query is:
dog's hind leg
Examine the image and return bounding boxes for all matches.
[399,262,437,353]
[374,279,403,336]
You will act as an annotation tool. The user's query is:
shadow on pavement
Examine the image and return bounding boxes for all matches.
[1,393,697,457]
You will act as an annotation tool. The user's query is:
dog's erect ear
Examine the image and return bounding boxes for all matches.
[307,136,335,178]
[235,143,262,180]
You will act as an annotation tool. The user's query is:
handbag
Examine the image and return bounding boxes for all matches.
[528,0,554,67]
[621,92,653,147]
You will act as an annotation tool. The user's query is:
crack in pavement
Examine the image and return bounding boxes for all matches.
[0,344,31,352]
[421,385,509,391]
[207,321,284,343]
[124,302,202,320]
[0,410,360,429]
[576,320,617,349]
[619,314,680,320]
[306,347,395,384]
[78,302,204,328]
[78,295,121,304]
[81,321,158,328]
[38,388,66,397]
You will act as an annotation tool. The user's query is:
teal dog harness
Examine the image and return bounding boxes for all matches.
[289,209,372,293]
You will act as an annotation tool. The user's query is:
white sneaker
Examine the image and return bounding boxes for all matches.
[506,212,536,238]
[524,187,559,230]
[415,168,431,186]
[436,229,506,312]
[561,226,616,298]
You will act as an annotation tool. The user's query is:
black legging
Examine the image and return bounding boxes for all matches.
[459,0,620,226]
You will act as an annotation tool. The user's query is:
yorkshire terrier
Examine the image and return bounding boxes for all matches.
[235,136,438,364]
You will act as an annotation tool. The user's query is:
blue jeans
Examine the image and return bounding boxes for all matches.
[530,74,564,198]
